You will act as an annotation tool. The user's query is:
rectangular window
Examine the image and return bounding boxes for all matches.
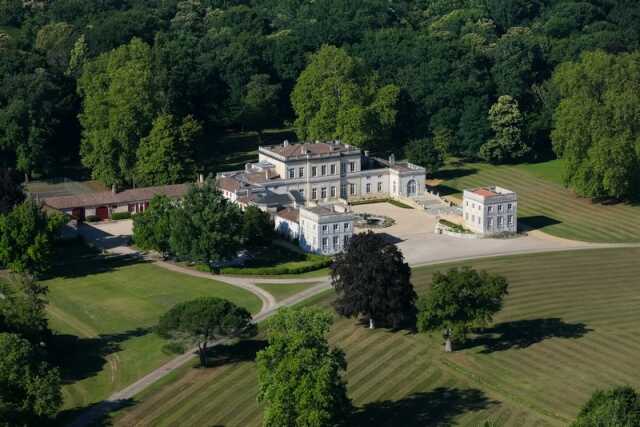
[288,168,295,179]
[392,181,396,193]
[349,162,355,172]
[366,183,371,193]
[466,201,469,206]
[507,203,513,211]
[299,188,305,198]
[312,166,317,177]
[333,236,339,248]
[321,165,327,176]
[498,204,503,212]
[340,184,347,198]
[349,183,355,195]
[322,237,328,251]
[508,215,513,225]
[321,187,327,199]
[343,222,350,231]
[497,216,503,226]
[322,225,328,234]
[299,167,304,178]
[487,206,493,213]
[487,218,493,227]
[377,182,382,192]
[312,188,317,200]
[330,186,336,197]
[330,164,336,175]
[340,163,346,177]
[343,235,349,247]
[472,203,475,209]
[333,224,339,232]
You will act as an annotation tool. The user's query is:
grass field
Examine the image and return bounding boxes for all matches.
[44,249,262,421]
[112,247,640,426]
[436,159,640,243]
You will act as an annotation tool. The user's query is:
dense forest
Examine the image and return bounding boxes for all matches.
[1,0,639,198]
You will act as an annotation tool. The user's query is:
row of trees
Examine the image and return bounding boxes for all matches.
[133,181,274,265]
[2,0,640,199]
[0,171,63,425]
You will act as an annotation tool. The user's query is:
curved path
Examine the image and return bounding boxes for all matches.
[71,221,640,427]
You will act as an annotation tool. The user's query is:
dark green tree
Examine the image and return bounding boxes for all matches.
[0,333,62,426]
[169,181,244,266]
[241,205,275,251]
[572,386,640,427]
[417,267,509,352]
[78,38,156,186]
[156,297,255,367]
[0,168,24,214]
[256,307,351,427]
[0,274,51,348]
[134,113,201,186]
[404,137,444,176]
[331,231,416,329]
[132,195,176,257]
[0,201,64,275]
[480,95,529,163]
[552,50,640,200]
[240,74,280,142]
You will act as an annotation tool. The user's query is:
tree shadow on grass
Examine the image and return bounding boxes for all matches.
[50,327,152,384]
[204,339,267,368]
[519,215,562,231]
[351,387,496,427]
[470,318,592,354]
[433,166,479,182]
[54,398,136,427]
[46,253,146,280]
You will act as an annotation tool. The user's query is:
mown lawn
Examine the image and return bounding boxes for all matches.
[436,159,640,243]
[112,247,640,426]
[44,249,262,421]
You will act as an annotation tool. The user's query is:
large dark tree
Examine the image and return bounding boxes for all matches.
[156,297,255,367]
[241,205,275,250]
[331,231,416,329]
[0,168,24,214]
[572,386,640,427]
[417,267,509,352]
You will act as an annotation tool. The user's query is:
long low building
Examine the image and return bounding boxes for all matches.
[42,184,189,220]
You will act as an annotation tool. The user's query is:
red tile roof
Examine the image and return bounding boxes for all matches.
[472,188,498,197]
[275,207,299,223]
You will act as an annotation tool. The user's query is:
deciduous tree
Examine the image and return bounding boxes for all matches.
[0,168,24,214]
[132,195,176,257]
[331,231,416,329]
[156,297,255,367]
[169,181,244,266]
[78,38,156,186]
[404,137,444,176]
[417,267,509,352]
[0,274,51,348]
[256,308,351,427]
[572,386,640,427]
[134,113,200,186]
[291,45,400,150]
[0,333,62,426]
[552,50,640,200]
[0,201,64,275]
[480,95,529,163]
[241,205,275,251]
[240,74,280,142]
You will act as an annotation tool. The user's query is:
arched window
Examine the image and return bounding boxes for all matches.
[406,180,417,196]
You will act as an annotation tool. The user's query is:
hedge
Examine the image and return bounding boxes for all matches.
[111,212,132,220]
[86,215,101,222]
[221,257,331,276]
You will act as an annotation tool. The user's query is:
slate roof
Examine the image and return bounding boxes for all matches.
[43,184,189,210]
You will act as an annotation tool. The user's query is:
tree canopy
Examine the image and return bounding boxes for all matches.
[0,332,62,426]
[132,195,176,256]
[331,231,416,329]
[417,267,509,352]
[552,50,640,199]
[256,307,351,427]
[0,169,24,214]
[0,201,64,275]
[156,297,255,367]
[572,386,640,427]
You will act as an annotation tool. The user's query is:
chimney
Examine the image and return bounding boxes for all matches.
[283,140,289,147]
[111,184,117,194]
[389,153,395,166]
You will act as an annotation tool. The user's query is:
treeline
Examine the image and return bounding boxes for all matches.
[1,0,639,198]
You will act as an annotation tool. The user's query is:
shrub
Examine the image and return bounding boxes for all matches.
[438,219,471,234]
[162,342,187,355]
[86,215,100,222]
[111,212,131,220]
[221,256,331,276]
